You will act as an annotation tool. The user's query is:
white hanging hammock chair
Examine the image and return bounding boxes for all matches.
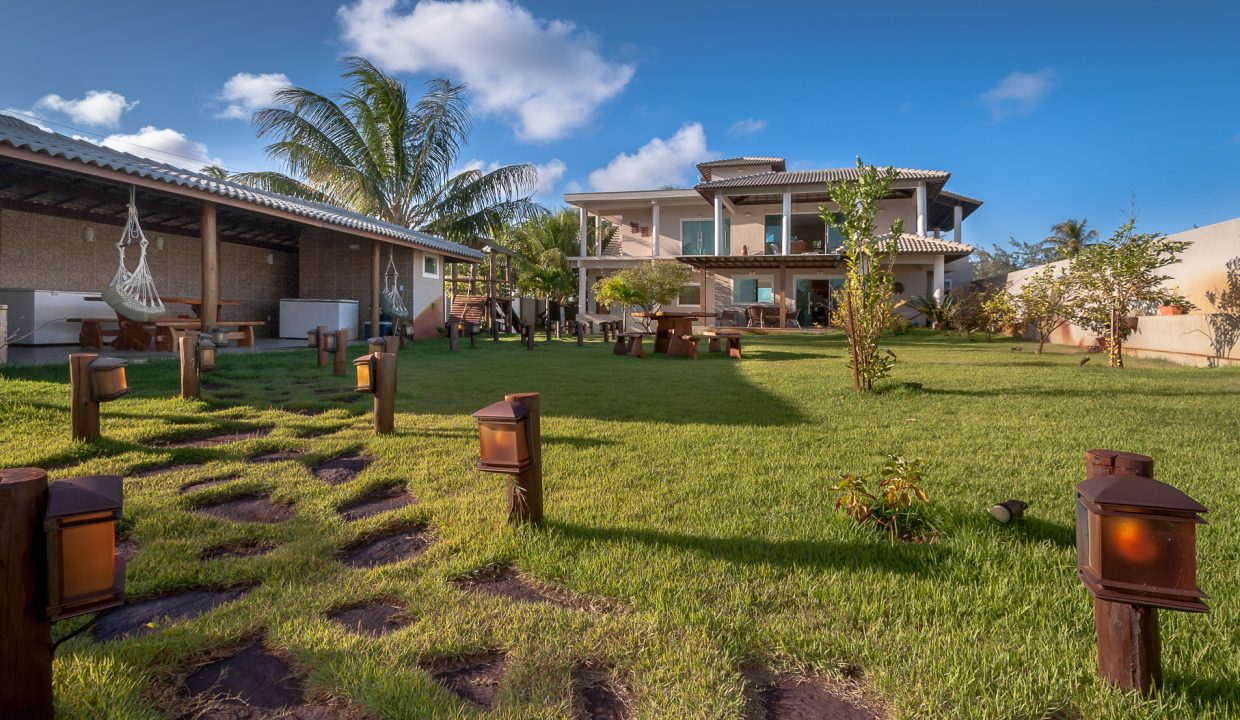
[101,189,165,323]
[380,248,410,319]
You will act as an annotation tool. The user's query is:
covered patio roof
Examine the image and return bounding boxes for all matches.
[675,254,842,270]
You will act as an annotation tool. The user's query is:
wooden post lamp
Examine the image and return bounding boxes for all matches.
[333,329,349,376]
[353,352,396,434]
[69,353,128,442]
[1,469,125,720]
[316,324,329,367]
[306,328,319,347]
[1075,450,1208,694]
[472,393,542,525]
[198,333,217,372]
[179,334,200,400]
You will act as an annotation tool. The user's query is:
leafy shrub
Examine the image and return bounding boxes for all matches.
[832,455,933,542]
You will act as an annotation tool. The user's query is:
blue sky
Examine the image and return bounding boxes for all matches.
[2,0,1239,253]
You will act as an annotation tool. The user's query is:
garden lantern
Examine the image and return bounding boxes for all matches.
[198,334,217,371]
[1075,473,1208,613]
[353,353,377,394]
[368,336,385,355]
[306,328,319,347]
[472,399,533,473]
[43,474,125,621]
[323,331,337,352]
[211,328,229,347]
[89,357,129,401]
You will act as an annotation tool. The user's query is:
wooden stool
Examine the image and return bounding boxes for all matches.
[681,334,702,360]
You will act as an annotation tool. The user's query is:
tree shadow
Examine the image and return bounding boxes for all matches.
[1202,256,1240,367]
[542,434,618,449]
[1161,672,1240,711]
[545,521,947,575]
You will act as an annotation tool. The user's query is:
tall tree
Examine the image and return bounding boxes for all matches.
[231,57,539,241]
[507,209,617,324]
[821,158,904,392]
[1042,218,1099,257]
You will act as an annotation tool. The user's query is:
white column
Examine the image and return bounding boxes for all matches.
[932,255,945,302]
[713,194,724,256]
[651,201,660,257]
[578,266,586,313]
[594,214,602,258]
[781,192,792,255]
[578,206,588,256]
[915,182,927,236]
[953,205,963,244]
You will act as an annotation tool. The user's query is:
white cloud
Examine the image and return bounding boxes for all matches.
[216,72,291,120]
[587,123,711,191]
[457,157,566,197]
[99,126,220,170]
[33,90,136,128]
[728,118,766,137]
[337,0,634,141]
[980,69,1055,120]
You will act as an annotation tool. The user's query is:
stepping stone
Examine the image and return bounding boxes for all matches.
[161,428,272,448]
[200,539,279,561]
[426,654,506,710]
[183,641,305,713]
[744,672,881,720]
[328,601,410,636]
[339,525,429,568]
[249,450,307,463]
[338,487,415,521]
[130,462,207,479]
[117,538,139,562]
[94,588,250,641]
[313,454,374,485]
[180,474,239,494]
[573,664,629,720]
[451,567,591,611]
[194,494,294,524]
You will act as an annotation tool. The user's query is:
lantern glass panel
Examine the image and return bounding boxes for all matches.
[479,421,530,470]
[57,514,115,599]
[353,355,375,393]
[1099,515,1196,592]
[1075,495,1091,571]
[91,363,128,401]
[199,343,216,371]
[307,330,318,347]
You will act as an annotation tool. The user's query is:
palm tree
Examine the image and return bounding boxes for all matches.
[200,164,230,179]
[1041,218,1099,257]
[506,209,617,325]
[230,57,539,241]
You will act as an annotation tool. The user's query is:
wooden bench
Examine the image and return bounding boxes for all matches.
[160,321,264,351]
[680,334,703,360]
[67,318,263,351]
[67,318,122,349]
[703,331,743,359]
[615,332,648,358]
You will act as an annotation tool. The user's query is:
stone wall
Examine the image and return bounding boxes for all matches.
[0,207,297,335]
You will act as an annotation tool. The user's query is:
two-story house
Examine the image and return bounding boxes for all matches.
[565,157,980,327]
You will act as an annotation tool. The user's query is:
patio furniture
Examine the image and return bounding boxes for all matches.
[703,330,743,359]
[446,295,487,338]
[719,308,742,327]
[790,240,807,254]
[784,306,801,329]
[617,332,647,358]
[631,311,714,357]
[680,334,703,360]
[744,305,764,328]
[762,306,782,327]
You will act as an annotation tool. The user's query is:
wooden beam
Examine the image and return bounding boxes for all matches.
[201,202,219,330]
[370,240,381,337]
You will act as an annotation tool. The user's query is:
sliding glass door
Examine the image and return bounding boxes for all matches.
[682,219,731,256]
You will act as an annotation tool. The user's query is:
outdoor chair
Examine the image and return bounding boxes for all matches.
[719,308,742,327]
[762,306,782,327]
[745,305,764,328]
[784,307,801,328]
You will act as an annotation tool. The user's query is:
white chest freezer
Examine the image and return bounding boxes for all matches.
[278,299,359,339]
[0,288,102,345]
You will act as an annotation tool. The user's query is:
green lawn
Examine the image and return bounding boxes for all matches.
[1,331,1237,719]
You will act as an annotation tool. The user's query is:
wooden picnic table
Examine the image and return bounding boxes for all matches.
[631,311,714,357]
[80,296,255,351]
[86,295,241,319]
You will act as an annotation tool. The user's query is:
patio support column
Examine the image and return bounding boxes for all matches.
[579,206,588,256]
[370,240,381,337]
[954,205,964,243]
[594,214,602,258]
[933,255,945,302]
[700,266,711,319]
[778,262,787,328]
[578,266,586,313]
[713,194,724,255]
[915,182,928,235]
[782,192,792,255]
[200,201,219,332]
[651,201,660,257]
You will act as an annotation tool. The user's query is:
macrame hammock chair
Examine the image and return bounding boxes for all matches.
[380,248,410,319]
[101,188,165,322]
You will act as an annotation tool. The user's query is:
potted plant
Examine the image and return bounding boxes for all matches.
[1157,301,1188,316]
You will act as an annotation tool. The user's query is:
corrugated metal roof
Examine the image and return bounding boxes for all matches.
[696,156,787,180]
[696,167,950,190]
[0,114,482,260]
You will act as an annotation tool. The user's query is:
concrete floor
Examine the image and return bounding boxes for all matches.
[2,337,308,367]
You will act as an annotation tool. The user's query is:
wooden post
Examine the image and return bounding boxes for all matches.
[316,325,329,367]
[333,329,348,376]
[373,352,396,435]
[488,251,498,339]
[382,336,399,355]
[778,263,787,329]
[525,324,534,350]
[469,324,478,349]
[69,353,99,441]
[0,468,53,720]
[504,393,543,525]
[449,322,459,352]
[200,202,219,332]
[576,322,584,346]
[370,241,381,339]
[179,335,200,400]
[1086,449,1161,694]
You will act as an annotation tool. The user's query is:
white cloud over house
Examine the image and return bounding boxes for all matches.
[99,126,220,170]
[216,72,291,120]
[337,0,634,141]
[457,157,567,198]
[728,118,767,137]
[33,90,137,128]
[587,123,711,192]
[980,69,1056,120]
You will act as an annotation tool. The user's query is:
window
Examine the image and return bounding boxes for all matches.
[733,276,773,303]
[423,254,439,278]
[678,283,702,306]
[681,219,730,256]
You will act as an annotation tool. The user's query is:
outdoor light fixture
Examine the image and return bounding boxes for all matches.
[83,227,95,243]
[44,475,125,621]
[472,399,533,474]
[198,334,217,371]
[211,328,229,347]
[1075,473,1208,613]
[989,499,1028,523]
[368,336,385,355]
[353,353,377,394]
[88,358,129,401]
[266,252,274,265]
[323,331,337,352]
[307,328,319,347]
[155,235,165,251]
